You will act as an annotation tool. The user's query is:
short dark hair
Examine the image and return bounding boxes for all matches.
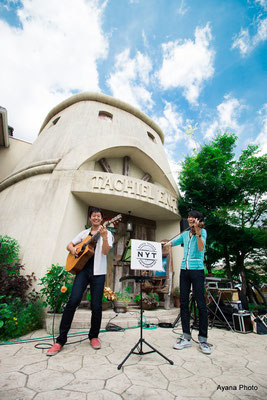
[188,210,203,221]
[89,207,103,218]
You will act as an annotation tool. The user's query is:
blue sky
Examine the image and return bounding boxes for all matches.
[0,0,266,176]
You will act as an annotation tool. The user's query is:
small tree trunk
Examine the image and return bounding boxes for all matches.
[236,251,247,294]
[223,244,233,282]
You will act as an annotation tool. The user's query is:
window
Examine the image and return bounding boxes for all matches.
[147,131,156,143]
[98,111,113,122]
[49,116,61,128]
[52,117,60,125]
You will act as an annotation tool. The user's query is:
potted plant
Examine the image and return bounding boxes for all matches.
[87,287,117,311]
[39,264,74,334]
[134,292,159,310]
[114,286,132,313]
[173,286,180,308]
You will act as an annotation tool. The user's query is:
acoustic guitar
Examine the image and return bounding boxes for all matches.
[66,214,122,274]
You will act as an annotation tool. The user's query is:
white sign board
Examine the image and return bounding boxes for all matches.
[130,239,163,271]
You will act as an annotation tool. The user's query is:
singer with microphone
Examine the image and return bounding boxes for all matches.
[164,210,211,354]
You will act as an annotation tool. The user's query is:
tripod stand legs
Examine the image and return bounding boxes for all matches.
[172,312,181,328]
[118,338,174,370]
[117,279,173,370]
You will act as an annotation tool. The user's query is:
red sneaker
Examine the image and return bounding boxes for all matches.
[90,338,101,349]
[46,343,62,356]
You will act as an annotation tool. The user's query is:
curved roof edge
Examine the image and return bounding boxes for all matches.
[38,92,165,144]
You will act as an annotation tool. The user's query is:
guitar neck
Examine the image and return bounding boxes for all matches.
[80,214,122,250]
[82,222,108,248]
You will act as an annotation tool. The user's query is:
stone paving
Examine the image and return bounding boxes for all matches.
[0,309,266,400]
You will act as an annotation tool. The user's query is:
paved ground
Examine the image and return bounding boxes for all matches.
[0,308,266,399]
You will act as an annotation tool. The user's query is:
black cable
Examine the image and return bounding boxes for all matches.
[105,323,125,332]
[105,312,125,332]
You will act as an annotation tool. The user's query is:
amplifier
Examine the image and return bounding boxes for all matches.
[232,312,252,333]
[205,277,233,289]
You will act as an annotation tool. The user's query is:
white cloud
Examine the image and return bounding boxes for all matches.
[255,0,267,11]
[177,0,189,16]
[254,104,267,155]
[0,0,108,142]
[107,49,154,111]
[151,102,186,183]
[232,17,267,56]
[204,95,244,140]
[142,30,149,49]
[156,23,215,104]
[231,28,250,56]
[153,102,184,149]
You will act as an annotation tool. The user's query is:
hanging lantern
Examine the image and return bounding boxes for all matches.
[126,211,133,232]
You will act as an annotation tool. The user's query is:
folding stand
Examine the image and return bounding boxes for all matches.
[206,288,235,332]
[117,275,174,370]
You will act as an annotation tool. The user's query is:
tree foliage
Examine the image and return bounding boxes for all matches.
[178,132,267,294]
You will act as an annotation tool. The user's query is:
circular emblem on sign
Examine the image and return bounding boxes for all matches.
[137,242,158,268]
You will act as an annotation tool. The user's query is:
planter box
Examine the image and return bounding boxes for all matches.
[113,300,127,313]
[46,312,62,335]
[173,296,180,308]
[136,300,157,310]
[102,301,112,310]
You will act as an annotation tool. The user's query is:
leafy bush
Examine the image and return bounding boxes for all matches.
[0,235,20,264]
[115,285,132,306]
[0,295,44,341]
[39,264,74,313]
[0,262,36,303]
[0,235,44,341]
[210,269,228,279]
[134,292,159,307]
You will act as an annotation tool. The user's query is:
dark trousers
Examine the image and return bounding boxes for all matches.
[56,258,105,345]
[180,269,208,341]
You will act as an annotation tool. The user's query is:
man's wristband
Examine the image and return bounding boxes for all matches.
[196,234,201,238]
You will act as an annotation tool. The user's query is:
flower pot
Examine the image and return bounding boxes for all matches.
[45,312,62,335]
[102,301,112,311]
[173,295,180,308]
[113,300,127,313]
[136,300,157,310]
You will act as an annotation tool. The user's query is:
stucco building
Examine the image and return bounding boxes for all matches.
[0,93,183,295]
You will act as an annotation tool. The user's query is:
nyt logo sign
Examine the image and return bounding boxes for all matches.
[131,240,163,272]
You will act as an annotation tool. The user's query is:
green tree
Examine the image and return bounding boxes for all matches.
[179,132,267,295]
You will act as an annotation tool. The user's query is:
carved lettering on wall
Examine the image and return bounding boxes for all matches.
[91,173,177,213]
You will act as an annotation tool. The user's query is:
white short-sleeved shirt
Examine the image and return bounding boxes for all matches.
[71,228,114,275]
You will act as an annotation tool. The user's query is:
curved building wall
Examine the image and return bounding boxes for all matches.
[0,93,183,285]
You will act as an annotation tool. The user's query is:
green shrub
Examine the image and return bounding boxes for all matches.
[0,235,44,341]
[0,295,44,342]
[115,285,132,306]
[0,262,36,303]
[39,264,74,313]
[0,235,20,264]
[210,269,227,278]
[134,292,159,306]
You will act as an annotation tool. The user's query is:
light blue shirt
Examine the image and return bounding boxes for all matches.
[171,228,207,270]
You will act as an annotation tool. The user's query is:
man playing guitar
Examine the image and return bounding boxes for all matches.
[47,207,114,356]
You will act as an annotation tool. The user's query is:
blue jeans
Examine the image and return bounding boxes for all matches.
[180,269,208,342]
[56,258,105,345]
